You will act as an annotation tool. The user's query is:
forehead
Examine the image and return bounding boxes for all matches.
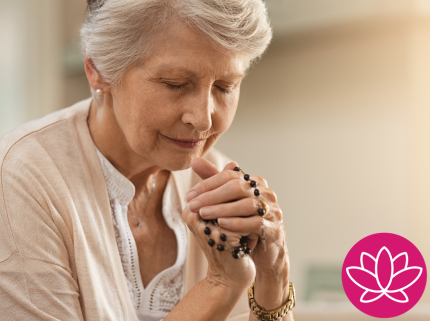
[139,20,248,79]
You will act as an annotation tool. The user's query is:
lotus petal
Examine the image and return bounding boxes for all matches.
[388,267,423,292]
[361,252,376,274]
[360,291,384,303]
[393,252,408,274]
[376,247,393,289]
[346,267,381,291]
[385,291,409,303]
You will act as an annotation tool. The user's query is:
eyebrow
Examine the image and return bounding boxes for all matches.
[151,66,245,81]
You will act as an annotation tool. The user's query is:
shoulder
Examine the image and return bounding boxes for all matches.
[0,98,92,171]
[0,98,95,216]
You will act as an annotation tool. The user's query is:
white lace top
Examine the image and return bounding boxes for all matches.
[96,149,188,321]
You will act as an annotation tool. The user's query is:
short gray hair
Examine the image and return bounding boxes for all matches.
[81,0,272,88]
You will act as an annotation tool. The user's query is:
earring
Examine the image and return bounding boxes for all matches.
[96,89,103,96]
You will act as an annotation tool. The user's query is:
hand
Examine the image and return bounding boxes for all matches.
[181,159,256,291]
[186,158,289,280]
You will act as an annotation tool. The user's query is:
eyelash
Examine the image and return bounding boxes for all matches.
[216,86,232,94]
[165,83,232,94]
[166,83,187,90]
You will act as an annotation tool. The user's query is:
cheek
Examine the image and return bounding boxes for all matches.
[213,95,238,132]
[121,88,178,131]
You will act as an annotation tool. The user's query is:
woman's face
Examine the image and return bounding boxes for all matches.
[109,22,247,171]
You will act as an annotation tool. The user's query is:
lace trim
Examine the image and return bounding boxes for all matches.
[96,148,188,319]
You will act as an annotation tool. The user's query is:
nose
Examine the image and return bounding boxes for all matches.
[181,88,213,132]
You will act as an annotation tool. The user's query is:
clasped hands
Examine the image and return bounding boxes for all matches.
[182,157,289,291]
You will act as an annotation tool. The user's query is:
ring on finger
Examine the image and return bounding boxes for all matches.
[257,199,270,218]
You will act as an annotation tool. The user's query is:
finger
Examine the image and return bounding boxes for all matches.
[218,215,264,235]
[216,229,249,248]
[203,224,255,254]
[199,199,283,222]
[187,170,241,201]
[187,161,239,201]
[189,178,253,212]
[189,181,278,214]
[188,171,269,203]
[201,222,236,252]
[223,161,239,171]
[191,158,220,180]
[199,198,258,219]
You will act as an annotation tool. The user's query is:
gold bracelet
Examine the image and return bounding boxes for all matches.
[248,281,296,320]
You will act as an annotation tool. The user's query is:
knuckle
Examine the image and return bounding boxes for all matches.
[227,171,238,180]
[199,193,210,206]
[267,190,277,203]
[256,176,268,187]
[274,207,283,221]
[228,179,243,194]
[274,228,284,240]
[199,180,209,193]
[224,170,236,181]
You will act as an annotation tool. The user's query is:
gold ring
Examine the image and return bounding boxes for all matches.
[258,199,270,218]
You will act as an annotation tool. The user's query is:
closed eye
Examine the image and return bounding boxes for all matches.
[215,85,232,94]
[166,83,188,90]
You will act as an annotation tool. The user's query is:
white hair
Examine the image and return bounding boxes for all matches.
[81,0,272,89]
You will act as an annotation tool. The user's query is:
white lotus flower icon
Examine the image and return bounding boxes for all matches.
[346,247,423,303]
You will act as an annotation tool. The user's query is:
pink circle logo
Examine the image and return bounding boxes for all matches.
[342,233,427,318]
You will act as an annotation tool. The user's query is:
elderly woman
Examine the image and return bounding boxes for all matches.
[0,0,294,320]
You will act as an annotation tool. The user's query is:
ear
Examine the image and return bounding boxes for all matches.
[84,53,110,94]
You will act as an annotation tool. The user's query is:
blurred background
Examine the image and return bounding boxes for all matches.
[1,0,430,320]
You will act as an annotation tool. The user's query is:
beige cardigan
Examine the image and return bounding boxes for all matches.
[0,99,248,321]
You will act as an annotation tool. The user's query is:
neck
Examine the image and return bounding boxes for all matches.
[88,98,162,192]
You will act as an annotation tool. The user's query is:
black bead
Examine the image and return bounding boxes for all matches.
[203,219,209,223]
[240,236,248,244]
[254,189,260,196]
[245,248,251,255]
[250,180,257,188]
[233,167,240,172]
[258,208,266,216]
[234,246,243,253]
[220,233,227,242]
[204,227,211,235]
[216,245,225,251]
[208,239,215,247]
[232,252,239,259]
[212,219,218,226]
[244,174,250,181]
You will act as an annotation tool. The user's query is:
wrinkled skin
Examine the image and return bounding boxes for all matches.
[85,19,291,321]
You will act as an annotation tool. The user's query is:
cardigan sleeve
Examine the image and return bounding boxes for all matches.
[0,154,85,321]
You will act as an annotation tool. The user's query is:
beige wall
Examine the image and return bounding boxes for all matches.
[0,0,63,136]
[1,0,429,316]
[215,17,430,306]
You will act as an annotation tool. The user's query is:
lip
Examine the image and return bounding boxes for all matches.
[163,135,206,149]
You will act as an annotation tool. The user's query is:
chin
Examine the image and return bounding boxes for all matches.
[157,153,195,172]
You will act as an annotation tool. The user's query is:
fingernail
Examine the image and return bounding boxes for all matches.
[218,218,230,227]
[199,207,211,218]
[188,199,201,212]
[186,190,197,201]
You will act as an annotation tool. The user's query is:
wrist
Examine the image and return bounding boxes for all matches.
[254,257,290,310]
[204,275,247,302]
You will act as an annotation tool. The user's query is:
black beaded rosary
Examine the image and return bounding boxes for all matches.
[204,166,269,259]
